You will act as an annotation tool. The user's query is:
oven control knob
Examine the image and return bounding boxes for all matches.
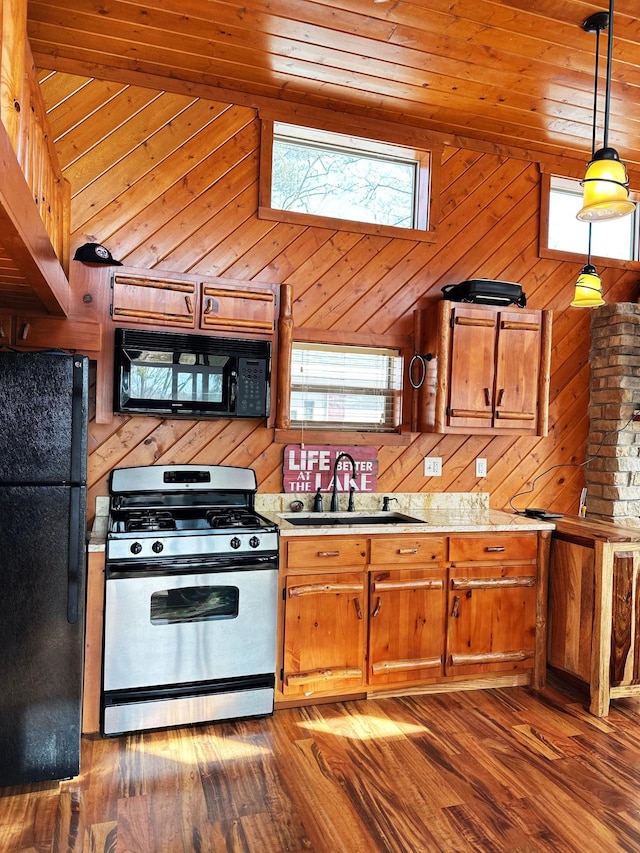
[152,541,164,554]
[130,542,142,555]
[230,537,242,549]
[249,536,260,549]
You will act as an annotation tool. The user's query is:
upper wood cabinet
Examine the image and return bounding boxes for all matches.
[415,301,552,436]
[111,271,278,336]
[111,273,196,328]
[0,312,100,353]
[200,283,276,334]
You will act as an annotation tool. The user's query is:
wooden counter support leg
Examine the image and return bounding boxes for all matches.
[533,528,551,690]
[590,542,640,717]
[591,541,613,717]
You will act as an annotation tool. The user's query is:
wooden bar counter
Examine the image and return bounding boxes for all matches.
[548,515,640,716]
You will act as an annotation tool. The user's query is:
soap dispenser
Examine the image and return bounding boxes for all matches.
[313,488,323,512]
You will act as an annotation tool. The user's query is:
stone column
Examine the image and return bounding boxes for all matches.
[587,303,640,527]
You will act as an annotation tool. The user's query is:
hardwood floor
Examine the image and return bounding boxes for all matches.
[2,677,640,852]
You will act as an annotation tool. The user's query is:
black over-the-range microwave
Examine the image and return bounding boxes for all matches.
[114,328,271,418]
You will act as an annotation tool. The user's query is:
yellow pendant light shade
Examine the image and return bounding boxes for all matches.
[577,147,635,221]
[571,264,605,307]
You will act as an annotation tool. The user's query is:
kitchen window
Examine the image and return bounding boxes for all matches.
[541,173,640,264]
[259,119,438,241]
[290,342,403,432]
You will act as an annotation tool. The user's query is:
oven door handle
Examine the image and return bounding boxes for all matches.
[106,553,278,578]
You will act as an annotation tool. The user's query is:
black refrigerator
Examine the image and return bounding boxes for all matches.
[0,351,88,788]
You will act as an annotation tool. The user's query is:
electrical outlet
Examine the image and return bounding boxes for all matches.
[476,457,488,478]
[424,457,442,477]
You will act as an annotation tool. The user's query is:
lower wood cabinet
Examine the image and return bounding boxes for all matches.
[548,516,640,716]
[368,567,445,685]
[279,530,546,704]
[282,571,366,697]
[446,533,538,677]
[446,564,536,676]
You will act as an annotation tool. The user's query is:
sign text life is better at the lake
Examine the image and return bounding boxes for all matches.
[283,445,378,494]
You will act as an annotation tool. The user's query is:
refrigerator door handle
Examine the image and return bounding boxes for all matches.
[67,487,82,624]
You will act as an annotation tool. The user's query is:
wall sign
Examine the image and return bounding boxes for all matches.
[283,445,378,494]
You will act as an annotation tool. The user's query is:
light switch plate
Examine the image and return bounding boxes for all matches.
[424,457,442,476]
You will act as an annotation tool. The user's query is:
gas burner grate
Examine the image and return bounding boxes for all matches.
[125,510,177,533]
[205,509,261,529]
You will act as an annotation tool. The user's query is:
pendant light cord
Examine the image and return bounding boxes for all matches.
[603,0,614,149]
[591,25,601,158]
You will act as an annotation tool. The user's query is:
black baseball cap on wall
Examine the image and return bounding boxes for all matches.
[73,242,123,266]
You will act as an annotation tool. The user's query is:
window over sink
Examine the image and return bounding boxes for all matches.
[290,341,403,433]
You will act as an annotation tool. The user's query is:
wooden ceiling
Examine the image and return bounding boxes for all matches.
[26,0,640,171]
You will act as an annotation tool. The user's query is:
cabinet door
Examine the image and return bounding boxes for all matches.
[368,569,445,685]
[446,565,537,676]
[13,317,101,353]
[200,283,276,334]
[447,306,496,429]
[282,572,365,696]
[112,274,196,328]
[493,310,541,431]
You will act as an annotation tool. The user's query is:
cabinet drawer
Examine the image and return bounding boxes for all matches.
[285,537,367,570]
[449,534,537,563]
[370,537,445,566]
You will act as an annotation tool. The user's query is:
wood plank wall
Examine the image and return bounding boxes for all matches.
[38,71,639,521]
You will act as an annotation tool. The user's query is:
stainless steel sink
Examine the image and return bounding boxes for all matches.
[280,512,425,527]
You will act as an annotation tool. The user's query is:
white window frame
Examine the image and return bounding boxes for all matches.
[289,341,404,434]
[259,118,439,242]
[540,171,640,269]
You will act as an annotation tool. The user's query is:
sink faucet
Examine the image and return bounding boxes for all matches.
[330,452,357,512]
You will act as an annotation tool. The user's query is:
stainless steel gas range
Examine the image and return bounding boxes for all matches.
[102,464,279,736]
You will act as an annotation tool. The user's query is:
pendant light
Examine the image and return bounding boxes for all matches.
[571,225,605,307]
[577,1,634,222]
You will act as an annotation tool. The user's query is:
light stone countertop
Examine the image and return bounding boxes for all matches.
[255,492,556,536]
[89,491,556,551]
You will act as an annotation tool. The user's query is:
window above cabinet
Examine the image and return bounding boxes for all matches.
[258,118,441,242]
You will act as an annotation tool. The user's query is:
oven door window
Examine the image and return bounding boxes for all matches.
[150,585,239,624]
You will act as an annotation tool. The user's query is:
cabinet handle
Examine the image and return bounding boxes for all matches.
[204,297,213,314]
[455,316,495,328]
[371,596,382,617]
[185,295,193,313]
[318,550,340,558]
[485,546,505,552]
[496,388,505,406]
[20,322,30,340]
[354,597,363,620]
[0,320,4,338]
[450,595,460,618]
[398,548,418,555]
[484,387,491,406]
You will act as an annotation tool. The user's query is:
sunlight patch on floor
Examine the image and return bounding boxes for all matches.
[141,735,272,763]
[297,713,428,740]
